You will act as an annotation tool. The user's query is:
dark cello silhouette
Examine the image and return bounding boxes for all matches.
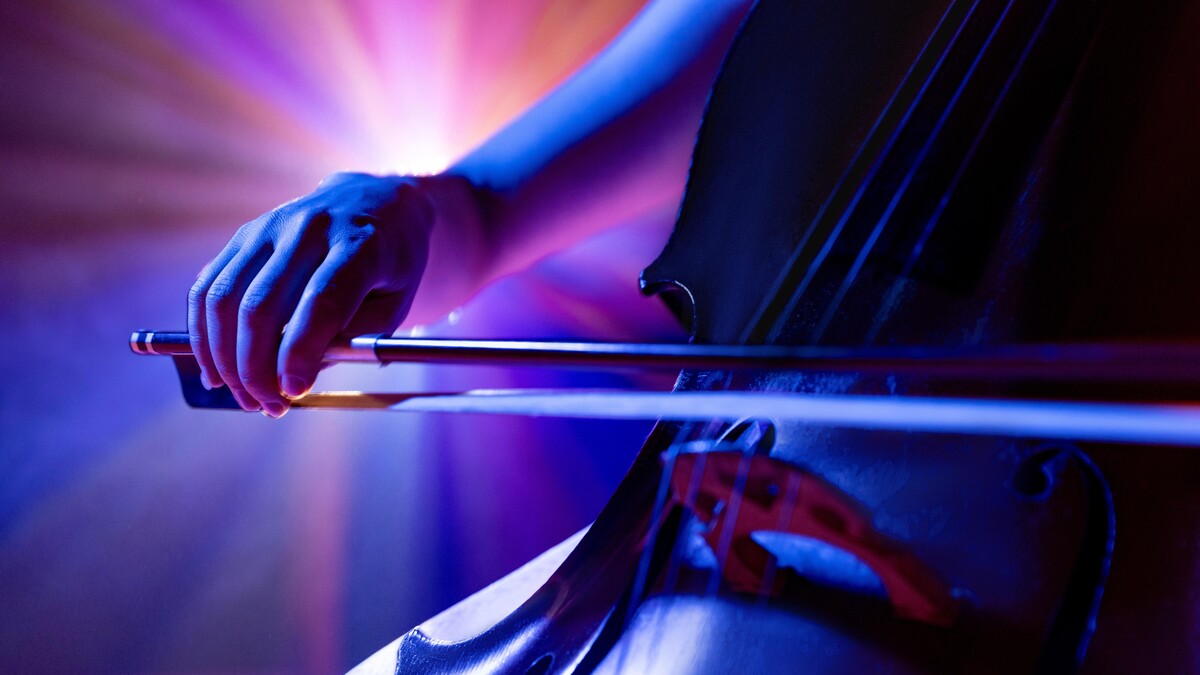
[361,0,1200,671]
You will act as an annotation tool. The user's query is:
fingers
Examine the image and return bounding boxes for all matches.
[342,291,414,336]
[188,212,386,414]
[206,244,274,411]
[278,243,379,398]
[188,234,245,391]
[187,172,434,415]
[236,240,323,417]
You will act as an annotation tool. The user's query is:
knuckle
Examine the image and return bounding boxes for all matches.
[300,206,331,227]
[206,278,238,310]
[347,224,380,252]
[238,287,271,320]
[286,208,332,247]
[340,229,383,275]
[306,279,351,311]
[241,212,274,234]
[187,307,202,332]
[188,279,209,305]
[264,208,296,236]
[319,171,364,188]
[247,209,296,243]
[229,222,257,247]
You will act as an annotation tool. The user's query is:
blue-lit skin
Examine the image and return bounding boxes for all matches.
[186,0,753,416]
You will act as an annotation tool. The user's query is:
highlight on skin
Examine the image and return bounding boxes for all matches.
[0,1,696,673]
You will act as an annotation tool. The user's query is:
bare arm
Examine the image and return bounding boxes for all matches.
[412,0,750,323]
[187,0,752,416]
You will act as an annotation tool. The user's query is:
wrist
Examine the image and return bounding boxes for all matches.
[401,172,492,327]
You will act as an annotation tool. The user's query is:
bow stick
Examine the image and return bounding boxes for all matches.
[131,331,1200,446]
[132,330,1200,380]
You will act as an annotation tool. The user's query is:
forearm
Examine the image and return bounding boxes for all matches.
[410,0,752,323]
[185,0,753,411]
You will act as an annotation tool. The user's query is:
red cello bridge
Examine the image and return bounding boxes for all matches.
[665,451,960,627]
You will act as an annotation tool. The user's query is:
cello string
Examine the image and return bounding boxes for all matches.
[743,0,981,347]
[612,417,710,671]
[704,0,980,606]
[805,0,1025,344]
[718,0,1050,607]
[661,449,708,595]
[623,373,734,631]
[757,470,803,601]
[651,374,733,600]
[862,0,1068,350]
[724,0,979,605]
[706,442,757,596]
[623,0,1014,624]
[881,0,1066,335]
[727,0,1074,605]
[622,419,696,627]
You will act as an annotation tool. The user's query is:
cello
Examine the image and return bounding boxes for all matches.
[385,0,1200,671]
[137,0,1200,671]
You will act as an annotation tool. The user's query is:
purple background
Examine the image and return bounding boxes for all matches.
[0,1,688,671]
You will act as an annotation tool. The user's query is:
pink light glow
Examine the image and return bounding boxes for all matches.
[0,1,689,672]
[1,0,645,235]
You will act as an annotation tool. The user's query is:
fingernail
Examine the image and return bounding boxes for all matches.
[200,373,212,390]
[281,375,310,398]
[262,401,289,419]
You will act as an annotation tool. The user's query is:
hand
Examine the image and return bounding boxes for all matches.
[187,172,436,417]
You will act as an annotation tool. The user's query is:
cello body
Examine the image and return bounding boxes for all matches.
[384,0,1200,672]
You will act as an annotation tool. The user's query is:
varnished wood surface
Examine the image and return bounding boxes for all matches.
[350,530,586,674]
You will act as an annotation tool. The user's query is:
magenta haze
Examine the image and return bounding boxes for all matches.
[0,1,688,672]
